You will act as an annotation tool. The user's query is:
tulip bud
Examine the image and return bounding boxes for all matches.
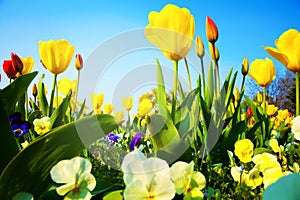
[2,60,17,79]
[10,53,23,74]
[241,57,249,76]
[206,16,218,44]
[104,103,115,115]
[32,84,38,97]
[208,43,220,62]
[75,54,83,70]
[195,35,205,58]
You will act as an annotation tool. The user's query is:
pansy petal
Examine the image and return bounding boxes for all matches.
[64,187,92,200]
[56,182,75,196]
[50,160,77,183]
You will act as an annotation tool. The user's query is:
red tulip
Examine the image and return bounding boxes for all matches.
[10,52,23,74]
[206,16,219,43]
[75,54,83,70]
[2,60,17,79]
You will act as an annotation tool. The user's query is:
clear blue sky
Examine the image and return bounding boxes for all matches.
[1,0,300,110]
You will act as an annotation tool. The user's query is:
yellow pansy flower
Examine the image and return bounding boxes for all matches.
[145,4,195,61]
[234,139,254,163]
[16,56,34,77]
[33,116,51,135]
[264,29,300,73]
[39,39,75,75]
[248,58,276,87]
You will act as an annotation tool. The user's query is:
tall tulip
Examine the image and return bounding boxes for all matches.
[248,58,276,112]
[264,29,300,115]
[145,4,195,61]
[145,4,195,119]
[2,60,17,80]
[10,53,23,74]
[39,39,75,116]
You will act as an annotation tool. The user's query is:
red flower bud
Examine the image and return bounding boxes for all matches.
[74,54,83,70]
[206,16,219,44]
[32,83,38,97]
[2,60,17,79]
[10,53,23,74]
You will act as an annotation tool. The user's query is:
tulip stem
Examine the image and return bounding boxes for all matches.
[241,75,246,92]
[172,61,178,121]
[212,43,220,91]
[184,57,192,91]
[296,72,299,116]
[200,57,206,90]
[49,74,57,116]
[74,70,81,118]
[263,87,267,113]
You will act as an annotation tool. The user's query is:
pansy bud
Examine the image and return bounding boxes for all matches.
[2,60,17,79]
[10,53,23,74]
[206,16,218,43]
[195,35,205,58]
[32,84,38,97]
[241,57,249,76]
[75,54,83,70]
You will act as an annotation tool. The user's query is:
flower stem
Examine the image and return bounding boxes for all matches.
[263,87,267,113]
[212,43,220,91]
[172,60,178,121]
[49,74,57,116]
[184,57,192,91]
[73,70,81,117]
[200,56,206,89]
[240,75,246,91]
[296,72,299,116]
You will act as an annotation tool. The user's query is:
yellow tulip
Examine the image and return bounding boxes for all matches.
[91,93,104,109]
[104,103,114,115]
[138,98,153,118]
[145,4,195,61]
[122,97,133,111]
[248,58,276,87]
[195,35,204,58]
[234,139,254,163]
[16,56,34,77]
[241,57,249,76]
[58,78,77,96]
[266,103,278,116]
[208,42,220,62]
[38,39,75,75]
[264,29,300,73]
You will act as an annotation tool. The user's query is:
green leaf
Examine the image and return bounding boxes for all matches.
[103,190,123,200]
[0,71,38,115]
[92,179,123,196]
[50,91,71,128]
[0,114,118,199]
[37,74,49,116]
[262,174,300,200]
[156,58,168,115]
[76,98,86,120]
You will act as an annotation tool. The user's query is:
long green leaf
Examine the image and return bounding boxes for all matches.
[0,114,118,199]
[0,71,38,115]
[156,58,167,114]
[37,74,49,116]
[50,91,71,128]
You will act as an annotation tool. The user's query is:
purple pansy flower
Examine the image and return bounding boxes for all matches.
[129,132,142,151]
[9,112,31,137]
[104,133,120,146]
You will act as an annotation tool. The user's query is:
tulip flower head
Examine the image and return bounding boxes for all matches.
[195,35,205,58]
[138,98,153,118]
[16,56,34,77]
[122,97,133,111]
[2,60,17,79]
[10,53,23,74]
[145,4,195,61]
[208,42,220,62]
[75,53,83,70]
[264,29,300,73]
[248,58,276,87]
[39,39,75,75]
[206,16,219,44]
[104,103,115,115]
[241,57,249,76]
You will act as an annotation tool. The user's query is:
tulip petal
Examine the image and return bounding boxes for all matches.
[264,46,289,69]
[58,78,72,95]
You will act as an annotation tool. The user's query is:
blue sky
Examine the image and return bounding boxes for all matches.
[0,0,300,110]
